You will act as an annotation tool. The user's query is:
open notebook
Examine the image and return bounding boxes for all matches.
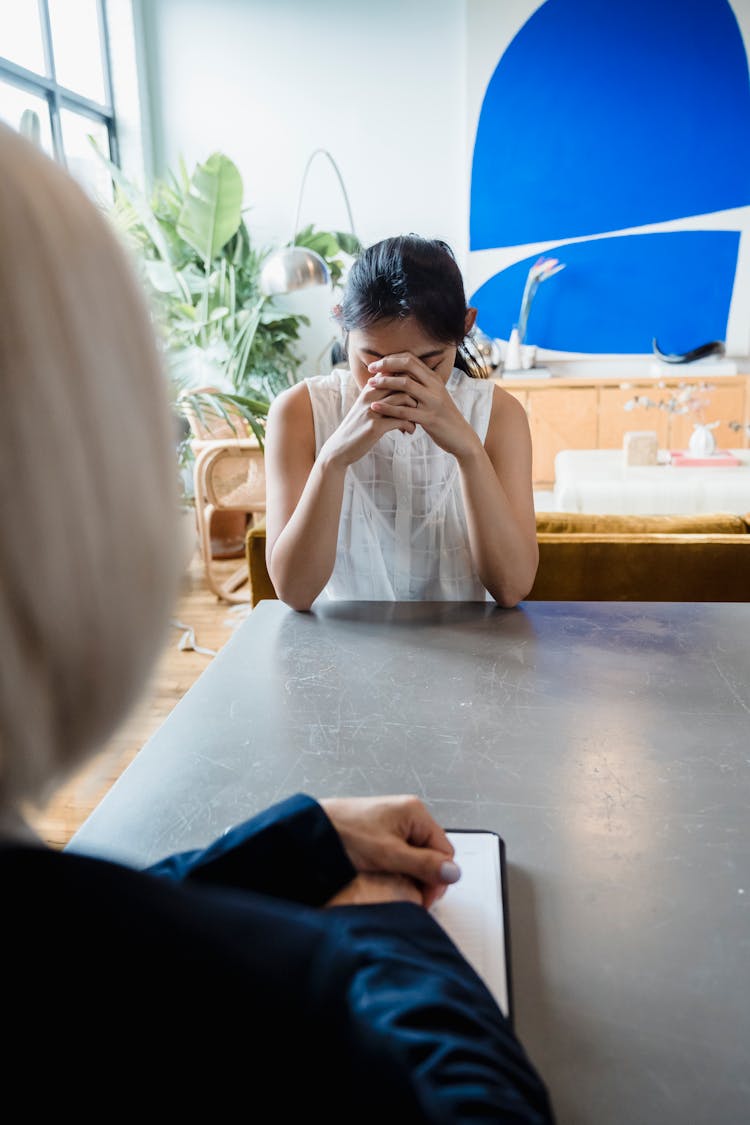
[430,830,512,1022]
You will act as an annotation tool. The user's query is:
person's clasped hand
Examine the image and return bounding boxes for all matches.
[319,380,418,469]
[366,351,482,461]
[321,795,461,909]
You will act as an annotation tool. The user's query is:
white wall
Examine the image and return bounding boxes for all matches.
[140,0,467,370]
[139,0,750,363]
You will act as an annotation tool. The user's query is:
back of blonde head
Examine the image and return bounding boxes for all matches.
[0,124,179,814]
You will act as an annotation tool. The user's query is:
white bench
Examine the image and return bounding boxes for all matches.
[553,448,750,514]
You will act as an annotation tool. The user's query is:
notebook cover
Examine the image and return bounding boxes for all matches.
[441,828,514,1027]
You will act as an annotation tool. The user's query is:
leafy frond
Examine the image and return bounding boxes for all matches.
[90,146,356,458]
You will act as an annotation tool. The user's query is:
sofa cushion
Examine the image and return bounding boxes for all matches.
[535,511,749,535]
[246,521,276,606]
[530,533,750,601]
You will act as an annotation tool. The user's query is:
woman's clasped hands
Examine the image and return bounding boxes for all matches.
[366,351,482,461]
[321,374,419,468]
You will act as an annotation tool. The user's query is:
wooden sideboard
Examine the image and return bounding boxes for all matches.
[497,372,750,486]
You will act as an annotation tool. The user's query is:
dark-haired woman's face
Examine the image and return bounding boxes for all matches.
[347,316,457,389]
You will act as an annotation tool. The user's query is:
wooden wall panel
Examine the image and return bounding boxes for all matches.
[599,386,670,447]
[526,387,598,484]
[497,374,749,485]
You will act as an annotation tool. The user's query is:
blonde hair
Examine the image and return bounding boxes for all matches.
[0,124,180,813]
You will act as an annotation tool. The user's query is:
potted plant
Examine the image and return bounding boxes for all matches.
[97,147,360,557]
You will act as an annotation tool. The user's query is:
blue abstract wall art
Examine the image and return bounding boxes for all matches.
[469,0,750,353]
[471,231,740,354]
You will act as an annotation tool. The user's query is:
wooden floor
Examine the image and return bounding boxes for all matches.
[26,552,246,850]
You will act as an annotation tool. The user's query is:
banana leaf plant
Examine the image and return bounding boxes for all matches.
[94,146,360,483]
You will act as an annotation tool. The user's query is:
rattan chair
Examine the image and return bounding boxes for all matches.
[183,390,266,604]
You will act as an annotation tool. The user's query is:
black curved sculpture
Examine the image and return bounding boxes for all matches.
[652,338,725,364]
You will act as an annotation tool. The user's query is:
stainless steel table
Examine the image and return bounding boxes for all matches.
[69,600,750,1124]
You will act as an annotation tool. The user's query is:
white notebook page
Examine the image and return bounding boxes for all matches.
[430,831,509,1017]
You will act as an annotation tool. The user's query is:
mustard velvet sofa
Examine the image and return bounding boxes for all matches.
[245,512,750,607]
[531,512,750,601]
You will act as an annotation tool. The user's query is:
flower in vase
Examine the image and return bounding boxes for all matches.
[623,380,715,422]
[516,256,566,344]
[622,379,750,451]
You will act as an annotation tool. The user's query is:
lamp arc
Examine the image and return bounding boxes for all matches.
[260,149,357,296]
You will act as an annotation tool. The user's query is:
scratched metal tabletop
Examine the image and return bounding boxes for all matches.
[69,600,750,1124]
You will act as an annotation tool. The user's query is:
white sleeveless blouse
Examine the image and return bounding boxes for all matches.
[305,367,494,601]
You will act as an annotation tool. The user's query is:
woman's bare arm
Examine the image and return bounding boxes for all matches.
[457,387,539,606]
[264,384,348,611]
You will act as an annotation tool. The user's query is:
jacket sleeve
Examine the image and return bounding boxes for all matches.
[144,793,356,906]
[310,900,556,1122]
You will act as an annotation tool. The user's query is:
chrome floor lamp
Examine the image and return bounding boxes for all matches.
[260,147,358,296]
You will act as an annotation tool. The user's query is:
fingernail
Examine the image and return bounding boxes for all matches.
[368,361,382,371]
[440,860,461,884]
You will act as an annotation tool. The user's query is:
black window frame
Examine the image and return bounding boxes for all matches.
[0,0,119,167]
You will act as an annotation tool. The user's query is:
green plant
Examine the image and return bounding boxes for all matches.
[96,147,360,470]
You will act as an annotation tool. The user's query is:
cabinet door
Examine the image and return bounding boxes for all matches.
[526,387,598,485]
[503,388,528,413]
[668,384,746,450]
[599,385,670,448]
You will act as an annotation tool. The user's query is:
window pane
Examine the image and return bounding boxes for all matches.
[60,109,112,204]
[0,79,53,156]
[48,0,106,103]
[0,0,46,75]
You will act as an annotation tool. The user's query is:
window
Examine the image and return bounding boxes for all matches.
[0,0,118,203]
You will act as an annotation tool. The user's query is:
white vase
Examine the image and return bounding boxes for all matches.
[520,344,537,370]
[688,423,717,457]
[504,327,523,373]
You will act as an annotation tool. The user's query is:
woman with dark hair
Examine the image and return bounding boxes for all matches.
[264,235,538,610]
